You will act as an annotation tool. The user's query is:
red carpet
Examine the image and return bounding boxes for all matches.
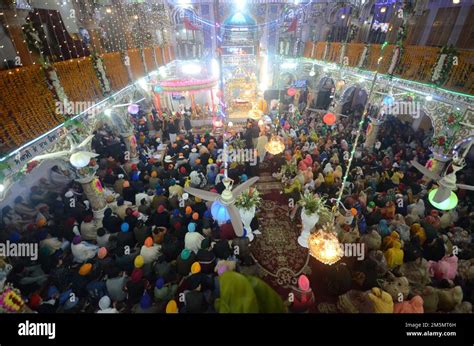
[251,183,310,294]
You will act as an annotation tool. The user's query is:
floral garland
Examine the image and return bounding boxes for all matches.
[91,53,111,95]
[322,41,329,61]
[22,20,44,55]
[392,21,407,76]
[339,42,347,66]
[41,59,69,107]
[431,45,458,86]
[358,44,369,69]
[387,46,401,76]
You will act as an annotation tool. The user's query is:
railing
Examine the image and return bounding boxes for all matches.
[0,45,175,156]
[304,41,474,95]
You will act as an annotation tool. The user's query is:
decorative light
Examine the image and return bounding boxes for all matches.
[128,104,139,114]
[181,62,202,75]
[236,0,247,11]
[211,58,220,78]
[105,7,112,13]
[383,95,394,106]
[341,14,346,19]
[281,61,297,70]
[70,152,92,168]
[309,65,316,77]
[154,85,163,93]
[104,109,112,116]
[380,6,386,13]
[211,200,230,223]
[227,121,233,127]
[425,95,433,101]
[265,135,285,155]
[287,88,297,96]
[428,189,458,211]
[0,184,4,193]
[258,119,264,126]
[323,112,336,125]
[308,229,343,265]
[452,0,460,3]
[138,78,149,91]
[335,80,345,91]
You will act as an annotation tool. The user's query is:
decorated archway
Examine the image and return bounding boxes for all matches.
[340,84,368,116]
[313,76,335,110]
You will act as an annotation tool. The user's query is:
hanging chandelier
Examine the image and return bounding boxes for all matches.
[265,135,285,155]
[308,226,343,265]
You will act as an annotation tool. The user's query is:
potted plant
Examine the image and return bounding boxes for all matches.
[297,192,328,248]
[234,187,262,242]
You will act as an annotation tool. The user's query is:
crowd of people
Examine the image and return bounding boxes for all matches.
[0,98,473,314]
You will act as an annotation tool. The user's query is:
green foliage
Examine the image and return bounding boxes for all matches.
[234,187,262,209]
[298,192,328,215]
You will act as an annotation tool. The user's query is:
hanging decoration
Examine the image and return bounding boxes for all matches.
[287,87,297,96]
[431,45,458,86]
[308,225,343,265]
[128,104,140,115]
[323,112,336,126]
[265,135,285,155]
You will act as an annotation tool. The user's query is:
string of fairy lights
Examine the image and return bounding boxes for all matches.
[0,0,174,68]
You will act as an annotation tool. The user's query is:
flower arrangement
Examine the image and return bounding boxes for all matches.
[281,160,297,177]
[298,192,328,215]
[234,187,262,210]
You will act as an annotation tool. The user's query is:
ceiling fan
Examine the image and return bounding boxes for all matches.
[184,176,259,238]
[411,146,474,206]
[30,135,98,169]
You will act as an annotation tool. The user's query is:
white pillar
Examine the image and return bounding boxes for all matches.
[364,118,384,150]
